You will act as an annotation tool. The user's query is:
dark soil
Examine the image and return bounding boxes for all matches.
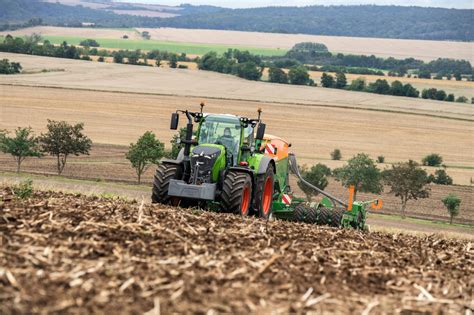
[0,188,472,314]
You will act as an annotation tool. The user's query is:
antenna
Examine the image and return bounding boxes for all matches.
[257,107,262,121]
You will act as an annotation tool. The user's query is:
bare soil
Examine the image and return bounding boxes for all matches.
[0,188,472,314]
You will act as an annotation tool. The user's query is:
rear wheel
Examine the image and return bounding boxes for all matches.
[152,163,181,205]
[221,171,252,216]
[254,165,275,219]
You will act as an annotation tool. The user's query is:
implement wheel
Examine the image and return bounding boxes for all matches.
[152,163,182,205]
[221,171,252,216]
[254,165,274,219]
[317,207,344,228]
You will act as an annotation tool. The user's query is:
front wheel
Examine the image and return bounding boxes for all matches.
[151,163,181,205]
[254,165,274,219]
[220,171,252,216]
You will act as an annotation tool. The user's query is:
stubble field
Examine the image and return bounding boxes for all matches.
[0,188,472,314]
[2,26,473,62]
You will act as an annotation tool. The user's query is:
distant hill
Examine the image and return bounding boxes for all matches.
[0,0,472,41]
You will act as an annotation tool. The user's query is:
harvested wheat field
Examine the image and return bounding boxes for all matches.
[137,27,474,63]
[0,188,472,314]
[2,26,473,62]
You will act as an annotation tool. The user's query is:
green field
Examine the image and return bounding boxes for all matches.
[40,35,287,56]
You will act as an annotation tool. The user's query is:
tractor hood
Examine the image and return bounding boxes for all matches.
[190,144,226,183]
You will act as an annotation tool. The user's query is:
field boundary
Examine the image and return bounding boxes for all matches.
[2,83,472,122]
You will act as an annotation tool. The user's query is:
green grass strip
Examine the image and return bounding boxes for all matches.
[41,35,287,56]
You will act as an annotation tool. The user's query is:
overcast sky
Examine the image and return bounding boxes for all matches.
[115,0,473,9]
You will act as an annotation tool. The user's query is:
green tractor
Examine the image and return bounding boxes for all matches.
[152,105,381,229]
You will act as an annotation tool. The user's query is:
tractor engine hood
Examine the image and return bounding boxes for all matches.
[190,144,225,184]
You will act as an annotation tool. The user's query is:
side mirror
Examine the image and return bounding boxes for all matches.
[170,113,179,130]
[256,123,266,140]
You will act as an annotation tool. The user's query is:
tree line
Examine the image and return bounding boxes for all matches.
[268,42,473,78]
[0,35,192,68]
[0,59,22,74]
[2,1,472,41]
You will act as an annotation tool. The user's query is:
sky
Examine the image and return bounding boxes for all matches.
[115,0,473,9]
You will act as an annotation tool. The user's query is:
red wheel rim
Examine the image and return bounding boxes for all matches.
[262,177,273,215]
[241,185,251,215]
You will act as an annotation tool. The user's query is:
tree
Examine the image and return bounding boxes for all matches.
[320,72,334,88]
[390,80,404,96]
[422,88,437,99]
[235,61,262,81]
[39,120,92,175]
[79,39,100,47]
[455,96,468,103]
[442,194,461,224]
[333,153,383,200]
[126,131,165,184]
[434,89,447,101]
[288,66,310,85]
[446,93,455,102]
[383,160,430,218]
[453,72,462,81]
[0,59,22,74]
[367,79,390,94]
[377,155,385,163]
[113,51,124,64]
[403,83,420,97]
[422,153,443,166]
[268,67,288,84]
[418,69,431,79]
[169,55,178,68]
[330,149,341,160]
[297,164,331,202]
[168,127,187,159]
[335,72,347,89]
[348,77,366,91]
[0,127,42,173]
[428,169,453,185]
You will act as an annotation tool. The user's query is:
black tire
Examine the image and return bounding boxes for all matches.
[151,163,181,205]
[254,165,275,219]
[317,206,344,228]
[305,207,318,224]
[293,204,307,222]
[221,171,252,216]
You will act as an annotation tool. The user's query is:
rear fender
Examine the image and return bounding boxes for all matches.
[257,156,276,175]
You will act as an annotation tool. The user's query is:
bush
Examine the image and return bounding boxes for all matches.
[377,155,385,163]
[455,96,468,103]
[0,59,22,74]
[428,169,453,185]
[79,39,100,47]
[12,179,33,199]
[348,77,366,91]
[442,194,461,224]
[422,153,443,166]
[178,64,188,69]
[268,67,288,84]
[288,66,310,85]
[97,56,105,62]
[331,149,342,160]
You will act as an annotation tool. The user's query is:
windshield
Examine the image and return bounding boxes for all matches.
[198,115,241,164]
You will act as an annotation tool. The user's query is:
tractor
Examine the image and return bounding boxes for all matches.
[151,105,381,230]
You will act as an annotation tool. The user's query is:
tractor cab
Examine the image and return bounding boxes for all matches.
[197,114,244,166]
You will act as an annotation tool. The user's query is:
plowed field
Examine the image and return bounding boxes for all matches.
[0,188,472,314]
